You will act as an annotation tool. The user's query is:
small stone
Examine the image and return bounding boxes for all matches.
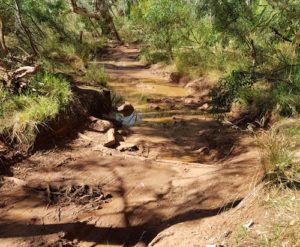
[0,142,5,152]
[72,239,79,244]
[104,128,116,148]
[90,118,113,133]
[184,98,196,105]
[289,220,296,226]
[193,147,209,154]
[117,102,135,117]
[243,219,254,230]
[199,103,210,111]
[117,142,139,152]
[168,72,181,84]
[117,129,130,136]
[58,231,66,238]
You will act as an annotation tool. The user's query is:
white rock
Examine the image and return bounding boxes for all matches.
[104,128,116,147]
[90,119,113,133]
[117,142,138,152]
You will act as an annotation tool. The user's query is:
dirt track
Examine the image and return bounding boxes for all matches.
[0,46,262,247]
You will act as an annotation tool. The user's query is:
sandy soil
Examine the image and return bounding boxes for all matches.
[0,45,263,247]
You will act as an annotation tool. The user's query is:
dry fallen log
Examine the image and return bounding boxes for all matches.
[12,65,40,80]
[1,64,40,92]
[70,0,101,20]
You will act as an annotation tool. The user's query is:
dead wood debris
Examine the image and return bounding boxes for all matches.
[29,183,112,207]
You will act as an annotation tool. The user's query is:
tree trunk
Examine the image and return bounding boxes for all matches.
[0,16,8,57]
[70,0,122,43]
[166,29,173,60]
[14,0,38,56]
[79,31,83,43]
[95,0,121,42]
[250,39,258,67]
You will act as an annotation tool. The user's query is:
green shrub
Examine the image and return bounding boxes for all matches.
[211,67,300,117]
[237,85,276,116]
[140,48,170,64]
[211,70,256,111]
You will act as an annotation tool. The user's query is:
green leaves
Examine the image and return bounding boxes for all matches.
[137,0,194,60]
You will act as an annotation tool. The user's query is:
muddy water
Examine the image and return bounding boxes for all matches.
[102,57,217,163]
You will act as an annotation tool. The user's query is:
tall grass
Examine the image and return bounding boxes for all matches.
[84,64,107,86]
[233,187,300,247]
[0,72,72,145]
[259,121,300,187]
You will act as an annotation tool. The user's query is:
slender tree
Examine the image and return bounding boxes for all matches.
[0,16,8,57]
[14,0,38,56]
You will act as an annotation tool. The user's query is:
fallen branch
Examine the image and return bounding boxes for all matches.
[1,64,40,92]
[2,176,28,187]
[69,0,122,42]
[69,0,101,20]
[12,65,40,79]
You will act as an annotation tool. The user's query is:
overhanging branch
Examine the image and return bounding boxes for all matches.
[69,0,101,20]
[271,27,293,43]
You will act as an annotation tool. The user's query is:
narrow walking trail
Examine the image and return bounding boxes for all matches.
[0,45,262,247]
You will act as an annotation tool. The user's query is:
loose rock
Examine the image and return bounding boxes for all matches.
[117,142,139,152]
[90,118,113,133]
[117,102,135,117]
[117,128,130,136]
[199,103,210,111]
[168,72,181,84]
[104,128,116,147]
[193,147,209,154]
[243,219,254,230]
[150,104,161,111]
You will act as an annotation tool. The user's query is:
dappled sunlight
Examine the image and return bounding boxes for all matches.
[103,51,248,163]
[1,35,261,247]
[0,151,255,245]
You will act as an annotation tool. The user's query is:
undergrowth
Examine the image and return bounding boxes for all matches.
[0,72,72,145]
[233,188,300,247]
[231,119,300,246]
[259,120,300,188]
[84,64,107,87]
[211,67,300,119]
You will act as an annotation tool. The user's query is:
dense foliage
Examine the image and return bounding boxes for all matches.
[2,0,300,144]
[116,0,300,116]
[0,0,111,145]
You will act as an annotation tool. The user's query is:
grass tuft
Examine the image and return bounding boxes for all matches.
[84,64,107,87]
[0,72,72,145]
[259,121,300,188]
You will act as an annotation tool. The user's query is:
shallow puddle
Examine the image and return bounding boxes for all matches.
[108,78,188,111]
[107,74,214,163]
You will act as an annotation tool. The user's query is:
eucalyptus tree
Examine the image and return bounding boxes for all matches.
[69,0,122,42]
[0,16,8,57]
